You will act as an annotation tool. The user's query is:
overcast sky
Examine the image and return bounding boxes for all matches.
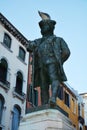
[0,0,87,94]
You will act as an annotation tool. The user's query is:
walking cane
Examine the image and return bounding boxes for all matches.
[32,49,35,107]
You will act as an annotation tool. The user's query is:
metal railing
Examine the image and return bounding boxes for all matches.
[13,87,26,101]
[0,78,10,90]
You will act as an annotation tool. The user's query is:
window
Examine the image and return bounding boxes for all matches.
[78,103,83,117]
[72,98,76,114]
[78,104,80,116]
[0,95,4,124]
[15,71,23,95]
[3,33,11,49]
[28,85,33,102]
[80,127,82,130]
[57,86,63,100]
[34,89,38,106]
[18,47,25,62]
[11,105,21,130]
[29,85,38,106]
[0,59,8,84]
[64,92,70,107]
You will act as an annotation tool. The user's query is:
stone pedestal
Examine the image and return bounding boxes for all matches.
[19,107,74,130]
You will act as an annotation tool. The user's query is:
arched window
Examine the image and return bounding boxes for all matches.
[11,105,21,130]
[0,94,4,124]
[15,71,23,95]
[0,58,8,84]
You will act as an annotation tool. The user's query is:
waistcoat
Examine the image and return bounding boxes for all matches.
[37,36,56,65]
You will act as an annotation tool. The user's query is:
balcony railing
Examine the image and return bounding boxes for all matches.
[13,87,26,102]
[0,78,10,91]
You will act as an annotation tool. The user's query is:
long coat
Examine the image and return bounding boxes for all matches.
[27,36,70,87]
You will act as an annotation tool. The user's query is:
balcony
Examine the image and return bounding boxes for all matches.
[0,78,10,92]
[13,87,26,102]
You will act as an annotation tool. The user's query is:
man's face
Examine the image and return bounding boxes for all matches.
[41,24,51,35]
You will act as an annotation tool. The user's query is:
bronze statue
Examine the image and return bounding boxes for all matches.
[26,11,70,106]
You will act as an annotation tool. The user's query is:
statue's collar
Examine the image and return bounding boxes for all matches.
[42,35,56,39]
[41,35,56,43]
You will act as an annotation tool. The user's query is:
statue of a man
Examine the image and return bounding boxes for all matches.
[26,11,70,106]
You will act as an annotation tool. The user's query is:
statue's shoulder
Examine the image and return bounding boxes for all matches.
[54,37,66,45]
[34,38,42,42]
[54,36,63,41]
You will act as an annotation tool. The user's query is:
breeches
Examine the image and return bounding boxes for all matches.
[40,63,59,85]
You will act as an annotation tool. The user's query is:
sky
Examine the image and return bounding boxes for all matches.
[0,0,87,94]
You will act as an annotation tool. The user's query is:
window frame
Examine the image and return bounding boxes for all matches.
[15,71,23,95]
[0,58,8,84]
[29,85,38,106]
[57,86,64,100]
[0,95,4,124]
[18,46,26,62]
[64,91,70,107]
[3,33,12,49]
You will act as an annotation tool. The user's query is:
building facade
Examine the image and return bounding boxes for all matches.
[0,13,29,130]
[56,82,85,130]
[80,93,87,130]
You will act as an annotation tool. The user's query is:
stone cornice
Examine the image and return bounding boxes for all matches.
[0,13,29,45]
